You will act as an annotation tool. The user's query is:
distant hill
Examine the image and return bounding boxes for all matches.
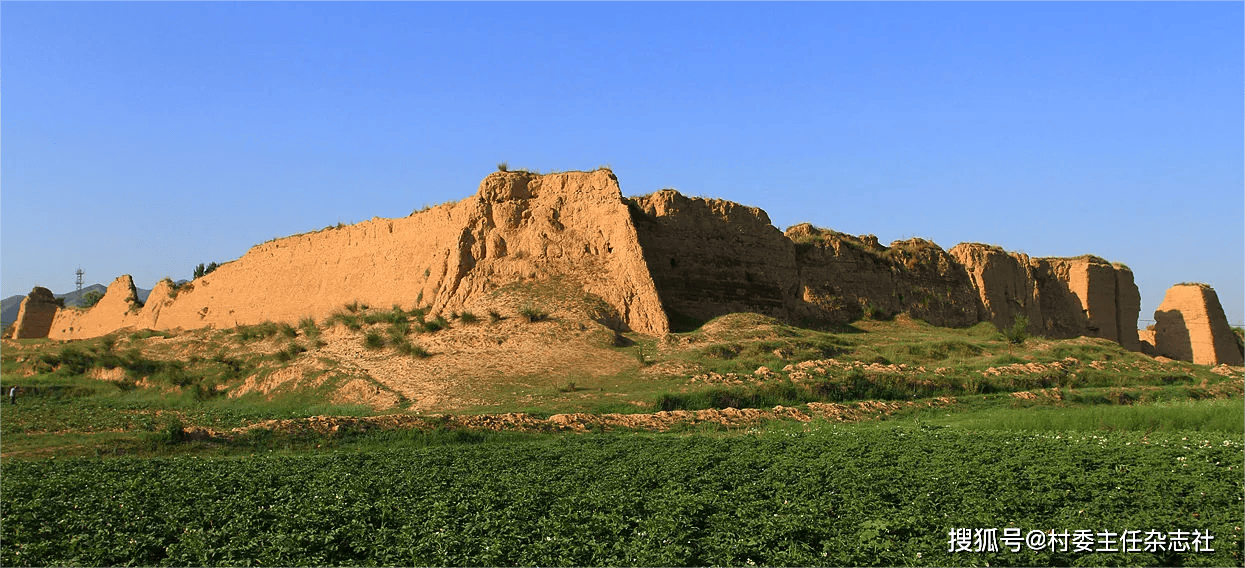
[1,284,163,328]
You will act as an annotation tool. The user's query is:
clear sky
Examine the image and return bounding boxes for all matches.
[3,2,1242,327]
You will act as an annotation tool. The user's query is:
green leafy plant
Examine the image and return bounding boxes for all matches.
[519,305,548,323]
[1004,314,1029,346]
[78,290,104,309]
[422,315,449,333]
[395,339,431,358]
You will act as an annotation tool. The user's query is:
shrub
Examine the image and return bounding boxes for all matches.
[488,309,502,323]
[326,312,362,330]
[363,332,385,350]
[703,344,739,360]
[422,316,449,333]
[160,418,188,445]
[193,262,219,279]
[78,291,104,309]
[519,305,548,323]
[278,323,297,338]
[299,317,319,339]
[235,321,283,342]
[1003,314,1029,346]
[275,342,306,362]
[390,320,411,339]
[459,311,479,324]
[497,161,509,172]
[395,340,431,359]
[345,301,361,314]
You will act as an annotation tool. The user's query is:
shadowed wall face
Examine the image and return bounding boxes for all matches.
[1153,308,1193,363]
[13,287,58,339]
[1153,284,1243,365]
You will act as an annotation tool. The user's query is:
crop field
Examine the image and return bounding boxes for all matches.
[2,422,1242,567]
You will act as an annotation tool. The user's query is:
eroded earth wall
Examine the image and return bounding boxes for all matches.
[46,170,669,340]
[12,287,59,339]
[48,276,145,339]
[786,225,981,328]
[948,244,1044,335]
[631,190,801,328]
[24,170,1146,350]
[1152,284,1243,365]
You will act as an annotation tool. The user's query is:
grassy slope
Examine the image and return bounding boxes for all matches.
[0,302,1240,458]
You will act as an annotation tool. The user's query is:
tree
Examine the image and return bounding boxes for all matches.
[1004,314,1029,346]
[79,290,104,309]
[194,262,219,279]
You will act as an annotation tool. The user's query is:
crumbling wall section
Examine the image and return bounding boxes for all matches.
[948,243,1043,335]
[633,190,800,329]
[41,169,670,340]
[789,226,979,327]
[12,287,60,339]
[48,276,144,339]
[1153,283,1243,365]
[1030,256,1140,348]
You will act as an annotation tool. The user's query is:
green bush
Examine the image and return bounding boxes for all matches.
[395,340,431,359]
[488,309,502,323]
[519,305,548,323]
[422,316,449,333]
[326,312,362,330]
[1003,314,1029,346]
[459,311,479,324]
[78,291,104,309]
[275,342,307,363]
[363,332,385,350]
[193,262,219,279]
[298,317,319,339]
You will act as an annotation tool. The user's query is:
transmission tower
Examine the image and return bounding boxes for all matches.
[75,268,84,292]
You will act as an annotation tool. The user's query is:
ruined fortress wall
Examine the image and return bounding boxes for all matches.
[625,194,982,330]
[44,170,669,340]
[632,190,800,327]
[48,276,145,339]
[955,250,1140,348]
[948,244,1043,334]
[788,227,980,327]
[13,287,59,339]
[1029,257,1140,347]
[876,238,982,328]
[1153,284,1243,365]
[437,170,668,334]
[25,170,1143,347]
[1113,267,1142,351]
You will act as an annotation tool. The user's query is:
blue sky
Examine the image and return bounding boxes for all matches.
[3,2,1242,327]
